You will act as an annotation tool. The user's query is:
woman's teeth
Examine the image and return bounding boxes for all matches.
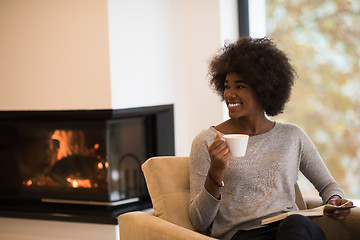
[228,103,240,107]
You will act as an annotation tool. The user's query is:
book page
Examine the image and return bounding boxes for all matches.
[261,203,355,225]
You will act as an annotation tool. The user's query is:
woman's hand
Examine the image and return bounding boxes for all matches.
[325,196,353,220]
[208,131,231,173]
[204,132,231,199]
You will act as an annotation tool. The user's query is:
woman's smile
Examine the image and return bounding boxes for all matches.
[227,102,242,108]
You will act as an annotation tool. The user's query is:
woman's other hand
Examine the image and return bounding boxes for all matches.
[326,196,353,220]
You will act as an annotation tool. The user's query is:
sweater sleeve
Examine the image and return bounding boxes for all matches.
[189,129,221,232]
[298,127,345,203]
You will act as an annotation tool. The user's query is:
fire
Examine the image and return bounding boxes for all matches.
[66,177,91,188]
[22,129,105,189]
[51,130,87,160]
[24,180,32,186]
[97,162,104,169]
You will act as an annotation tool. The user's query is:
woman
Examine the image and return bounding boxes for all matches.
[189,37,353,240]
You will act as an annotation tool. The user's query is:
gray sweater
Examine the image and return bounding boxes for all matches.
[189,122,344,240]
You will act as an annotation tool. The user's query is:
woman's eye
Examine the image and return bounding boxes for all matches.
[224,85,247,90]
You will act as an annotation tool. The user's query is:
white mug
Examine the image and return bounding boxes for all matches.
[222,134,249,157]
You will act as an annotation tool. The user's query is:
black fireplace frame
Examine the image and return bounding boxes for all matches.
[0,104,175,205]
[0,104,175,225]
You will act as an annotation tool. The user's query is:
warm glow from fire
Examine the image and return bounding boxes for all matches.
[66,178,91,188]
[21,129,105,189]
[72,181,79,188]
[25,180,32,186]
[50,130,101,162]
[97,162,103,169]
[51,130,85,160]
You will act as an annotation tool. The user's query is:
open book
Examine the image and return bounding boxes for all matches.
[261,203,355,225]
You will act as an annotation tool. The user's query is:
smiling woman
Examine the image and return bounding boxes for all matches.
[188,36,353,240]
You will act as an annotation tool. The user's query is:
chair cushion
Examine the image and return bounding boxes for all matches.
[295,183,307,210]
[141,156,196,230]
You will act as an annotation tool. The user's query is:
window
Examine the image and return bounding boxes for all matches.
[249,0,360,201]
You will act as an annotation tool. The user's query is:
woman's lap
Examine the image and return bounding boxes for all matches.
[230,215,325,240]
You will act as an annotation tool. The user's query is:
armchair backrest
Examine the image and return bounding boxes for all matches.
[142,156,195,230]
[142,156,307,231]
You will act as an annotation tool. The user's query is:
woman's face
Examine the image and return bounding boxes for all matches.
[224,72,264,120]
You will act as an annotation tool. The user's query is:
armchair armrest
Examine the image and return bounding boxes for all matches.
[304,196,323,209]
[305,197,360,240]
[119,211,217,240]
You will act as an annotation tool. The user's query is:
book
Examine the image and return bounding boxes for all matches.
[261,203,355,225]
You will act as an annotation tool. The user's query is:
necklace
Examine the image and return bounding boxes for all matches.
[250,121,275,136]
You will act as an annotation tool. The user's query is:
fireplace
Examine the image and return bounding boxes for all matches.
[0,105,174,206]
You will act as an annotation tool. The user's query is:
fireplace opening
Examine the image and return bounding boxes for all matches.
[0,105,174,206]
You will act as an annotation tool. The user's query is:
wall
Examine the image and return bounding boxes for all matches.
[107,0,226,155]
[0,0,112,110]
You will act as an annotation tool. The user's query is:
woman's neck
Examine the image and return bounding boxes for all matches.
[216,114,274,136]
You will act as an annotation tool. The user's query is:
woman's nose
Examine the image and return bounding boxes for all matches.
[225,90,237,99]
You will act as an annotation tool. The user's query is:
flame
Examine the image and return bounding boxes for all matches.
[97,162,104,169]
[37,130,104,189]
[51,130,87,160]
[66,177,91,188]
[24,180,32,186]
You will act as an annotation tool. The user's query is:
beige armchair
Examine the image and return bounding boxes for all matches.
[119,156,360,240]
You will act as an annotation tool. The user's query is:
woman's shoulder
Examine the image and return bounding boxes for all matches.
[193,126,217,142]
[276,122,309,138]
[190,127,217,159]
